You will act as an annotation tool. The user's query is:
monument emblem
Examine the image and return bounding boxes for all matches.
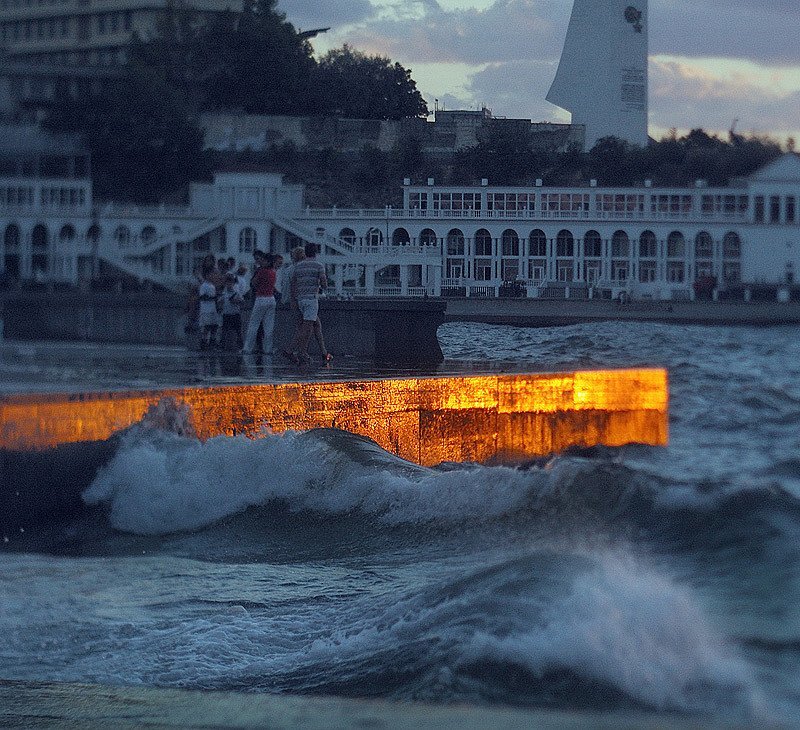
[624,6,643,32]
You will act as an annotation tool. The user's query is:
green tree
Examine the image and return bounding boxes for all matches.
[198,0,317,114]
[314,45,428,120]
[46,67,206,202]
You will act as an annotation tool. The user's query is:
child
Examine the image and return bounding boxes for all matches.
[220,273,244,350]
[197,265,219,349]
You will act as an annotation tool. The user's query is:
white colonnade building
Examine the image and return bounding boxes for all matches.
[2,155,800,301]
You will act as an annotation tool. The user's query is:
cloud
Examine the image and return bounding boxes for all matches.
[651,0,800,65]
[277,0,375,29]
[649,58,800,138]
[338,0,569,65]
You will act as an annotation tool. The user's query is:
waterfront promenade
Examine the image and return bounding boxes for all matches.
[446,297,800,327]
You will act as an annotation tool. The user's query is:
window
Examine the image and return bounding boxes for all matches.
[723,232,741,259]
[667,232,685,258]
[611,230,629,258]
[528,229,547,257]
[446,229,464,255]
[58,224,75,243]
[85,225,100,244]
[754,196,765,223]
[501,229,519,256]
[474,229,492,256]
[667,261,685,283]
[433,192,482,213]
[639,261,656,282]
[238,227,257,252]
[114,225,130,247]
[367,228,383,246]
[141,225,156,245]
[787,197,796,224]
[409,192,427,210]
[556,230,574,257]
[391,228,410,246]
[639,230,657,258]
[487,193,534,213]
[584,230,602,257]
[723,262,741,283]
[651,194,692,214]
[338,228,356,245]
[474,259,492,281]
[419,228,437,246]
[770,196,781,224]
[695,232,713,259]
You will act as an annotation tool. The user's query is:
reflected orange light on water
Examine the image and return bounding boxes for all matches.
[0,369,668,465]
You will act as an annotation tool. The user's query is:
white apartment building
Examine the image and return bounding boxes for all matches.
[0,0,237,67]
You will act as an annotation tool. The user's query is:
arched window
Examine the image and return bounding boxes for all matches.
[392,227,410,246]
[85,225,100,244]
[667,231,685,258]
[239,226,257,253]
[339,228,356,245]
[556,229,574,257]
[528,229,547,257]
[58,224,75,244]
[639,230,657,258]
[419,228,437,246]
[474,229,492,256]
[501,229,519,256]
[695,231,713,259]
[114,225,131,248]
[141,225,156,245]
[611,230,629,258]
[446,228,464,256]
[367,227,384,246]
[584,230,602,257]
[723,232,741,258]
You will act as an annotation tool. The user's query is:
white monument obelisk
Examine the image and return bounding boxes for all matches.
[547,0,649,149]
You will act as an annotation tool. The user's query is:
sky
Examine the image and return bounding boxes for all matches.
[277,0,800,145]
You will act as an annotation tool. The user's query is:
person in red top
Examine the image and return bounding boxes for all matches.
[242,250,277,355]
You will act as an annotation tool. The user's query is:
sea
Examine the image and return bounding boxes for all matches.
[3,320,800,725]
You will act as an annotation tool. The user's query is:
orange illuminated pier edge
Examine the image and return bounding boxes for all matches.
[0,369,668,466]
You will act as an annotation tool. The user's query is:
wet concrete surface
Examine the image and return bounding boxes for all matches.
[0,339,539,395]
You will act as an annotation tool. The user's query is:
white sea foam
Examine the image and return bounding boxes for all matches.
[462,552,765,717]
[83,428,535,535]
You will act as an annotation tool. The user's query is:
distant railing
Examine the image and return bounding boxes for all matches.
[298,207,749,223]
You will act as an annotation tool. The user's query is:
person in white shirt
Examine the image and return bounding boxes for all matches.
[197,266,219,349]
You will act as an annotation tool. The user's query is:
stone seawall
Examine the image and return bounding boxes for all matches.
[1,369,668,533]
[0,292,445,366]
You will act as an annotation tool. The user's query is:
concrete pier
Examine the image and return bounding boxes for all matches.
[1,368,668,532]
[0,291,446,366]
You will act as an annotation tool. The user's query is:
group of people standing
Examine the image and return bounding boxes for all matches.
[188,243,330,365]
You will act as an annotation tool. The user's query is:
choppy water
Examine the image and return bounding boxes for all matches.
[4,321,800,724]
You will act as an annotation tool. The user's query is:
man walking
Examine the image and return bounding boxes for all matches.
[284,242,327,364]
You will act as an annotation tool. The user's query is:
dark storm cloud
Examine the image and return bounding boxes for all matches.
[277,0,376,29]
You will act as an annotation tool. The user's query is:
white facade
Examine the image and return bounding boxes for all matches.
[3,156,800,301]
[548,0,649,149]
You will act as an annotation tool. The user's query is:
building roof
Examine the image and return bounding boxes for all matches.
[749,153,800,183]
